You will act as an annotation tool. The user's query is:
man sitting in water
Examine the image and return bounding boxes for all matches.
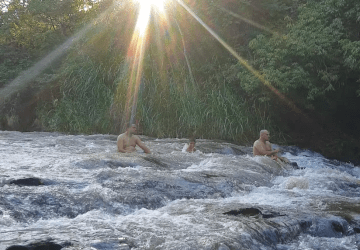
[117,124,151,154]
[186,138,196,153]
[253,130,290,163]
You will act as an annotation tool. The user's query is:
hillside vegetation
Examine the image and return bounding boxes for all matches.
[1,0,359,163]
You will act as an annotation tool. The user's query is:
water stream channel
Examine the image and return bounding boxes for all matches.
[1,131,359,249]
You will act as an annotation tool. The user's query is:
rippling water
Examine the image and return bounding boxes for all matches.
[0,131,359,250]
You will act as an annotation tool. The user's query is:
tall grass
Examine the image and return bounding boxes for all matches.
[38,52,284,144]
[37,6,133,134]
[38,47,284,144]
[135,67,280,144]
[38,58,115,134]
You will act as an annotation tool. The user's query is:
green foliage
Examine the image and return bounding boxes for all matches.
[1,0,104,53]
[38,2,133,134]
[0,0,111,92]
[0,45,33,87]
[237,0,360,109]
[38,56,115,133]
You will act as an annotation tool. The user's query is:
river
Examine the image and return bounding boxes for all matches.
[1,131,359,250]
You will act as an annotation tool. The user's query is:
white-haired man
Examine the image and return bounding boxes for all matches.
[253,130,290,163]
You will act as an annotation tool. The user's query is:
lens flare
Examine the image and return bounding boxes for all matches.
[121,0,171,126]
[133,0,168,37]
[175,0,305,117]
[135,0,167,10]
[134,1,151,37]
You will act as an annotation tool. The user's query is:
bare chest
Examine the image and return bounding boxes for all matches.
[123,136,137,147]
[254,140,272,152]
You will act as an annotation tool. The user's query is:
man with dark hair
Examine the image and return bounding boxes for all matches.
[117,124,150,154]
[186,137,196,153]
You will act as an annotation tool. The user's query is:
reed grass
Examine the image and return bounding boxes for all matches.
[38,51,285,145]
[37,53,116,134]
[135,69,281,144]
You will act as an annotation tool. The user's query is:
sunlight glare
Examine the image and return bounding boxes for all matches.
[135,2,151,37]
[134,0,167,37]
[136,0,167,11]
[123,0,170,125]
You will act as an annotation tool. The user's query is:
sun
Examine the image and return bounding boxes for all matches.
[133,0,169,37]
[136,0,167,11]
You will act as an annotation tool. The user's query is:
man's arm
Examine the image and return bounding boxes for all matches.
[136,137,151,154]
[267,141,280,157]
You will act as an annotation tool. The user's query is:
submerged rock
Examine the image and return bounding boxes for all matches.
[223,207,286,219]
[6,240,70,250]
[9,178,43,186]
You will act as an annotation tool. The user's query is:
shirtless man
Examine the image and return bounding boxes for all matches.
[117,124,150,154]
[186,138,196,153]
[253,130,289,163]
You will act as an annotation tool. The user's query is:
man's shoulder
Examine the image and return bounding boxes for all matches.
[133,135,141,141]
[253,139,260,146]
[117,133,126,141]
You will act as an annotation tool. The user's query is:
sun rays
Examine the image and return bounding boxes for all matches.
[174,0,304,115]
[119,0,307,127]
[122,0,172,125]
[133,0,169,37]
[0,0,306,127]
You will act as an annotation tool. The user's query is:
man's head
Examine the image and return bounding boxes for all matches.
[260,130,270,141]
[126,124,137,135]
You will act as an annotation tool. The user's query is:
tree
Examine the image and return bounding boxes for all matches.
[236,0,360,116]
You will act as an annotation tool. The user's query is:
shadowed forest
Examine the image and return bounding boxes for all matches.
[0,0,359,163]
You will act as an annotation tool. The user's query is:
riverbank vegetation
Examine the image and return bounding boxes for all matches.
[1,0,359,163]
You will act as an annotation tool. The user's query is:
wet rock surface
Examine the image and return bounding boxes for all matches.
[9,178,43,186]
[223,207,286,219]
[6,240,70,250]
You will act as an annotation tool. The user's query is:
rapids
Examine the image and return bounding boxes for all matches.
[0,131,359,250]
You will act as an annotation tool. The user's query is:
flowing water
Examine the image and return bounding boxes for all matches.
[0,131,359,250]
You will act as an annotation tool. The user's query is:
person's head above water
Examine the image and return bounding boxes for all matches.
[126,124,137,135]
[259,130,270,142]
